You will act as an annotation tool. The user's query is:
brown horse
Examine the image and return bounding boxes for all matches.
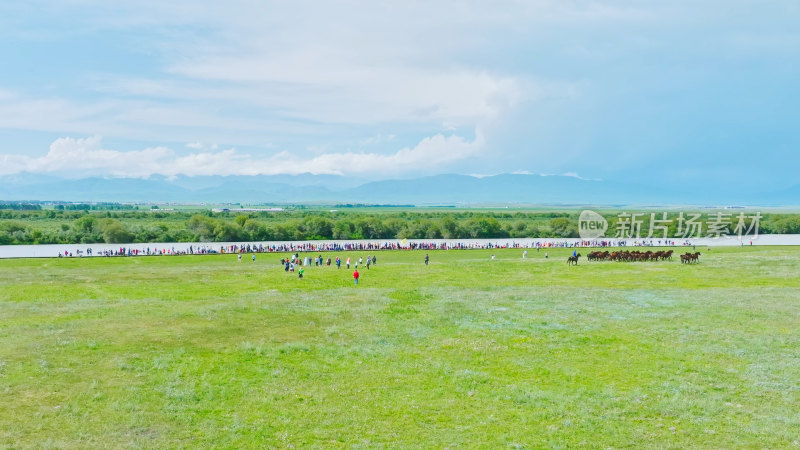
[681,252,701,264]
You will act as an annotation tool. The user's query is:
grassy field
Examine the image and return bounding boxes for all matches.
[1,246,799,447]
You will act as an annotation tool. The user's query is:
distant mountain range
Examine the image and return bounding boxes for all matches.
[0,172,797,206]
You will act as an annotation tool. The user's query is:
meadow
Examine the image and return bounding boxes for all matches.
[1,246,799,447]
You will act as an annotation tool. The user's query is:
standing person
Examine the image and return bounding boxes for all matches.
[523,250,527,259]
[336,256,341,269]
[238,254,242,262]
[298,267,304,279]
[252,253,256,262]
[545,252,548,259]
[346,257,351,269]
[353,269,359,285]
[424,254,429,265]
[366,257,371,270]
[372,255,376,265]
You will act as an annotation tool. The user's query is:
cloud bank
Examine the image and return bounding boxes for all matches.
[1,1,799,189]
[0,133,483,178]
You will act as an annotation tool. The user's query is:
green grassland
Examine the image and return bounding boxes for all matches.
[1,247,799,447]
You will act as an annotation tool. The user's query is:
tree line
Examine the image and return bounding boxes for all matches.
[0,208,798,245]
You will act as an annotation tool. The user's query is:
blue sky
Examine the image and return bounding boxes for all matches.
[0,1,798,194]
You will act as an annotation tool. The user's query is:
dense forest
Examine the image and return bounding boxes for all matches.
[1,205,798,245]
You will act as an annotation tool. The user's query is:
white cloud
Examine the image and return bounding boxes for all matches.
[0,136,173,177]
[271,131,485,176]
[166,58,525,125]
[538,171,603,181]
[0,132,483,178]
[0,93,328,147]
[185,141,220,151]
[358,134,396,147]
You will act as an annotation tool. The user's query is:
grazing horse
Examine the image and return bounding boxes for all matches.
[567,253,581,266]
[681,252,701,264]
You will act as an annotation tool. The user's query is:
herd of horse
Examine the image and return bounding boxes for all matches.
[568,250,702,265]
[679,252,702,264]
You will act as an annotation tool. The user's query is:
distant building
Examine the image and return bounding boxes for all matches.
[212,207,285,213]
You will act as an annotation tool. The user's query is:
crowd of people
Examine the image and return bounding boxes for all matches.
[272,252,380,285]
[59,245,222,258]
[57,238,701,259]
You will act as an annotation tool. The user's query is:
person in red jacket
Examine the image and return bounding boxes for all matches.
[353,269,360,285]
